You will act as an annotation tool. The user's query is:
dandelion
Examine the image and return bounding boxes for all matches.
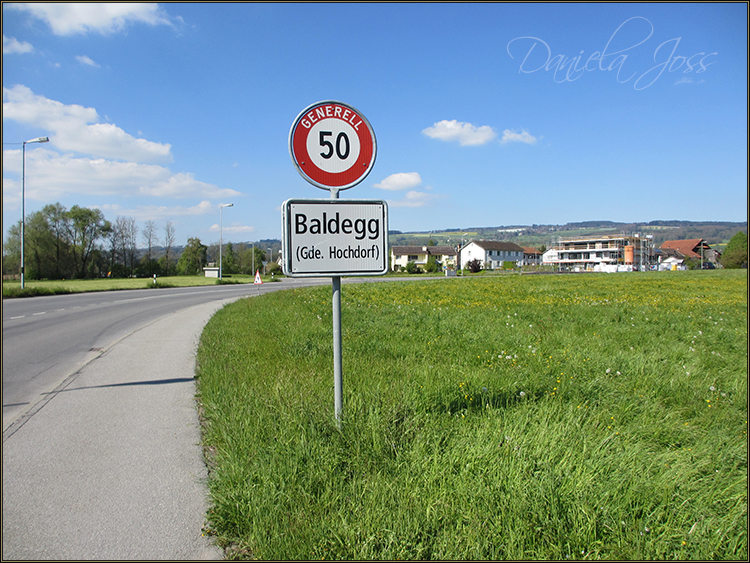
[606,368,611,374]
[519,391,526,397]
[709,385,716,392]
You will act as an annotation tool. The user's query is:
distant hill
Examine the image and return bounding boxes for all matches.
[389,221,748,251]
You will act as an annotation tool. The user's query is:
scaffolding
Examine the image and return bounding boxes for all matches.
[549,233,654,271]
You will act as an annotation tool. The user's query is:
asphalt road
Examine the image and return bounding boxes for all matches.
[2,279,333,434]
[2,277,331,560]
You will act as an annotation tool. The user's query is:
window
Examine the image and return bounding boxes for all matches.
[408,255,418,261]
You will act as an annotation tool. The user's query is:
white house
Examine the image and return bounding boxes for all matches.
[459,241,525,269]
[542,248,559,265]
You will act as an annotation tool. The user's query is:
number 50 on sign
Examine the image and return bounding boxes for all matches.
[289,100,377,190]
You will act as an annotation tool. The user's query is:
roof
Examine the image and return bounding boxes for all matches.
[522,247,541,255]
[660,239,709,259]
[391,245,456,256]
[467,240,525,252]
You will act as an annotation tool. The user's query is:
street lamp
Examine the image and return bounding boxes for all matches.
[219,203,233,280]
[21,136,50,288]
[460,232,468,270]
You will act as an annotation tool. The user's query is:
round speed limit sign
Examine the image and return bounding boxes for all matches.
[289,100,376,190]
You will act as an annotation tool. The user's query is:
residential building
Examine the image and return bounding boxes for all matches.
[522,247,542,266]
[459,240,525,269]
[390,245,457,271]
[660,239,719,265]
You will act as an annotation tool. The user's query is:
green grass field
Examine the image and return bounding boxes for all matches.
[196,271,747,560]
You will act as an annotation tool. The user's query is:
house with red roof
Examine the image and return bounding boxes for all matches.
[660,238,720,266]
[522,247,542,266]
[660,239,709,259]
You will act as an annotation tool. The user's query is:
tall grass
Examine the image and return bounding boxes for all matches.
[196,271,747,560]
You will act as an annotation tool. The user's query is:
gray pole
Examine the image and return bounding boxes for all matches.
[331,188,343,427]
[219,206,223,280]
[21,141,26,290]
[20,136,49,289]
[219,203,233,280]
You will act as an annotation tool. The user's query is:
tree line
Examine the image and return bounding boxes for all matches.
[2,202,274,280]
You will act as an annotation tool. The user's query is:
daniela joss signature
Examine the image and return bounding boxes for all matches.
[507,17,717,90]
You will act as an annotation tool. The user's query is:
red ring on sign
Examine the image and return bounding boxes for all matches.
[289,101,376,190]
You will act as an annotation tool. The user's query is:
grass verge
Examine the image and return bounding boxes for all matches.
[196,270,747,559]
[1,274,282,298]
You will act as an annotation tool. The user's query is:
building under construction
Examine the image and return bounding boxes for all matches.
[542,234,654,271]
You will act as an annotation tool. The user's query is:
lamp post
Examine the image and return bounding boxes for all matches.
[219,203,233,280]
[460,232,468,270]
[21,136,50,288]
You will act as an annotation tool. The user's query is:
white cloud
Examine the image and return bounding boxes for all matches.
[2,148,239,208]
[373,172,422,191]
[99,201,216,223]
[6,3,174,36]
[499,129,538,145]
[674,76,704,86]
[209,224,256,234]
[76,55,100,67]
[387,190,444,208]
[3,85,172,163]
[3,35,33,54]
[422,119,497,146]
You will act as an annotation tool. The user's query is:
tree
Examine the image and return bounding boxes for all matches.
[720,231,748,269]
[3,203,106,280]
[161,221,176,275]
[67,205,111,278]
[2,222,21,277]
[109,216,138,277]
[142,220,157,275]
[24,210,58,279]
[424,255,440,273]
[43,203,73,279]
[124,217,139,276]
[222,242,236,274]
[236,245,265,274]
[177,237,207,275]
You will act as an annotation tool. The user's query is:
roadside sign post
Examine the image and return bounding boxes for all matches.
[287,101,382,427]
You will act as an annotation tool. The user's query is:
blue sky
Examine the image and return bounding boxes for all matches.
[3,2,747,247]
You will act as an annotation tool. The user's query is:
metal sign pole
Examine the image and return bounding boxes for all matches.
[330,188,343,428]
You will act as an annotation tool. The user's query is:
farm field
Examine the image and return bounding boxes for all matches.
[196,270,747,560]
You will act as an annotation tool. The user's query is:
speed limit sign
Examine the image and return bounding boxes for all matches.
[289,100,377,190]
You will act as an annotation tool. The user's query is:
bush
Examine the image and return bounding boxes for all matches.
[405,261,421,274]
[265,262,282,276]
[466,258,482,273]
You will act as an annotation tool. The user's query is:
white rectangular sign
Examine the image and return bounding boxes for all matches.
[282,199,389,277]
